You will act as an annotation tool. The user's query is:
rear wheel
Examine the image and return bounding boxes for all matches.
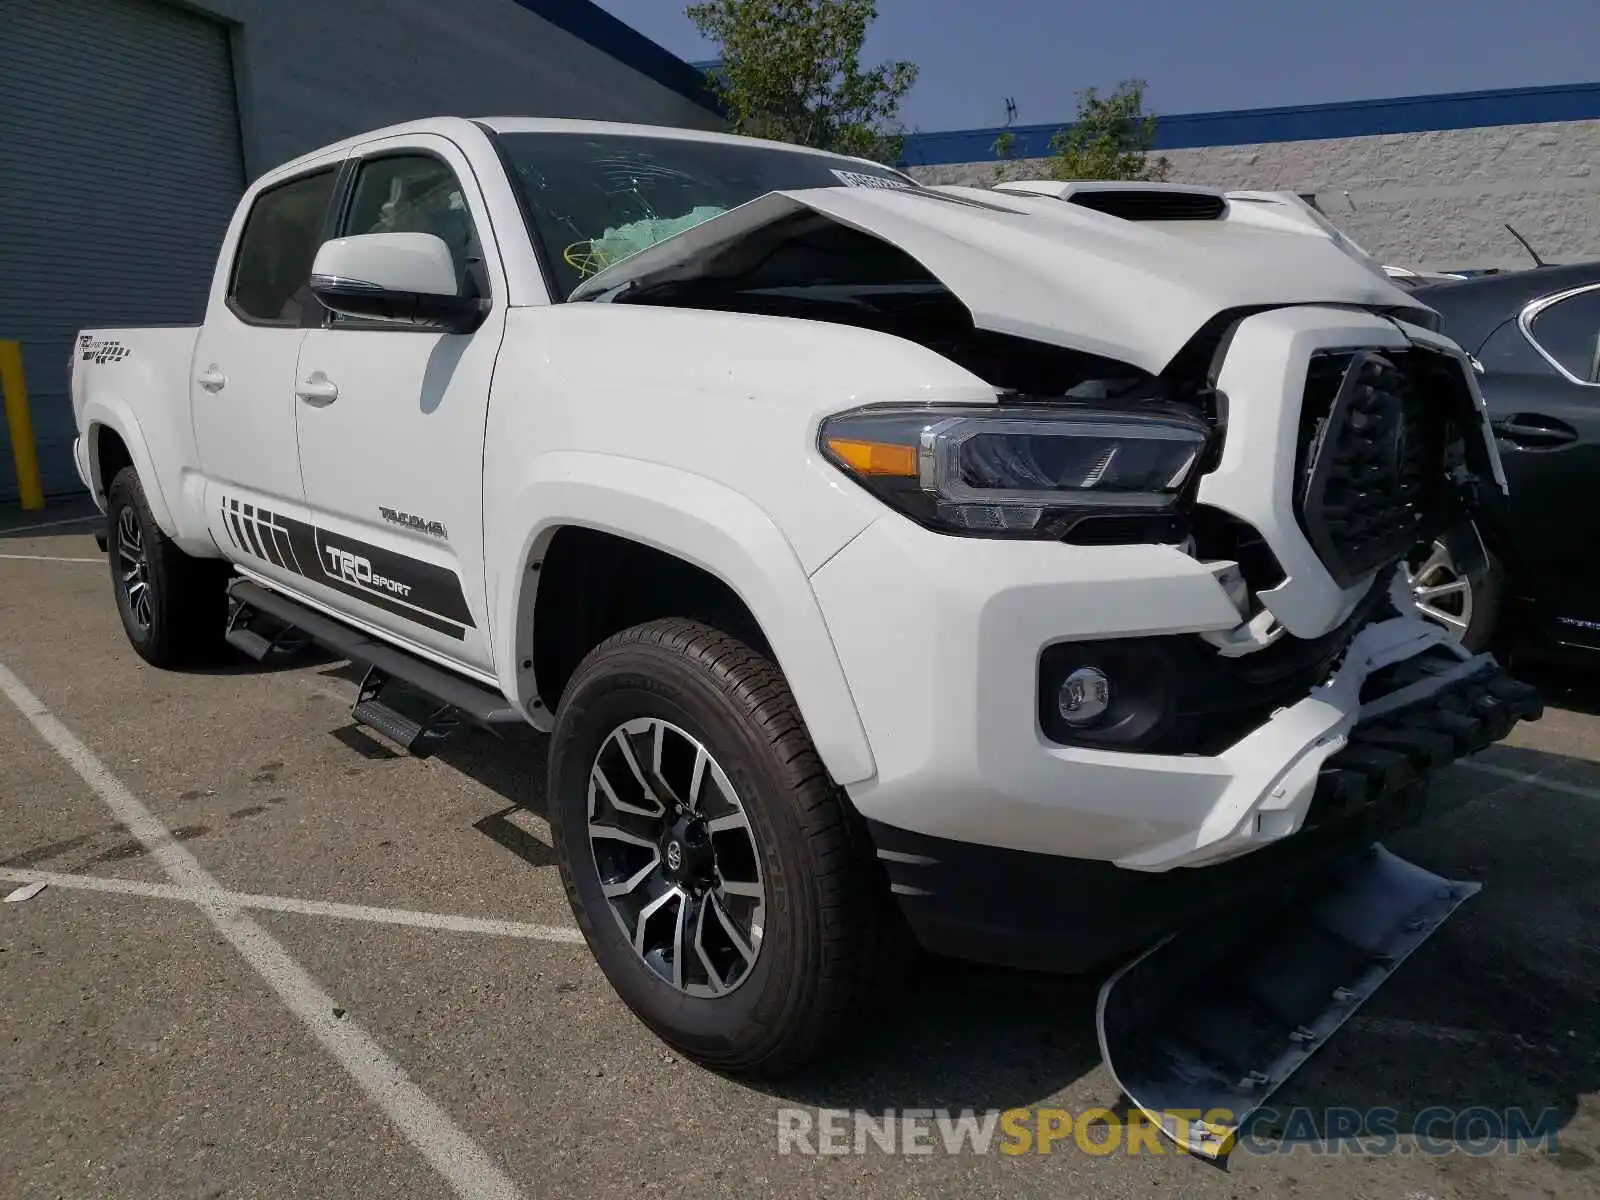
[547,618,901,1076]
[106,467,228,667]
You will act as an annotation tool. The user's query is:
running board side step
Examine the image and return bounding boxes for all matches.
[227,579,527,758]
[1096,843,1480,1162]
[352,664,462,758]
[226,592,314,662]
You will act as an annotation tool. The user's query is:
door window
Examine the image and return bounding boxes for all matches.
[227,169,339,326]
[341,154,487,300]
[1528,288,1600,383]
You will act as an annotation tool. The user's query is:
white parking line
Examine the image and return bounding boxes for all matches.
[0,866,585,943]
[1456,758,1600,802]
[0,553,103,563]
[0,514,102,535]
[0,660,527,1200]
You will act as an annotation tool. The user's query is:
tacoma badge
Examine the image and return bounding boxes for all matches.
[379,506,448,540]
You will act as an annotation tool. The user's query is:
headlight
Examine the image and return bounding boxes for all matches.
[819,402,1211,539]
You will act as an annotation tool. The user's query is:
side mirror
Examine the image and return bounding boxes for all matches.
[309,232,486,334]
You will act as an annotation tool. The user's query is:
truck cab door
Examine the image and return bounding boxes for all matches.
[291,136,504,676]
[191,165,341,592]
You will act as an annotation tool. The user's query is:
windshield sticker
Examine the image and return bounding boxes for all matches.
[830,169,913,190]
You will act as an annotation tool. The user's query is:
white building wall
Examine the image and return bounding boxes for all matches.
[906,118,1600,272]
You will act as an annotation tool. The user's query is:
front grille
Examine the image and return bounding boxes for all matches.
[1294,349,1446,588]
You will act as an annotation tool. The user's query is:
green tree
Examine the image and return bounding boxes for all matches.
[686,0,919,161]
[1046,79,1171,182]
[990,129,1024,182]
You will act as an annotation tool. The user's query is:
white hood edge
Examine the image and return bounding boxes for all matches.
[567,183,1432,375]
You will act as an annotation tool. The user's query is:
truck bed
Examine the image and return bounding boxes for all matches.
[70,325,201,509]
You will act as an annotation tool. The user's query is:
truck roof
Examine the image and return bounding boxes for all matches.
[266,116,899,186]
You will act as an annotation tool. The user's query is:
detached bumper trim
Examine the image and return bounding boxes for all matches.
[1305,651,1542,832]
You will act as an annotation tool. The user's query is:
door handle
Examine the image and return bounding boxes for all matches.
[1490,413,1579,449]
[296,373,338,405]
[196,365,226,392]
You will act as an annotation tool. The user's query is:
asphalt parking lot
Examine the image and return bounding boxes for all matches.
[2,501,1599,1200]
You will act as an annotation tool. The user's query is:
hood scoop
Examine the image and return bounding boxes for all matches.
[994,180,1230,222]
[1066,190,1228,222]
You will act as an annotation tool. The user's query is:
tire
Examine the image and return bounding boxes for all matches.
[1464,552,1506,655]
[547,618,901,1076]
[106,467,229,667]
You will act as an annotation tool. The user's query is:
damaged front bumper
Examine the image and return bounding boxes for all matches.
[865,633,1538,976]
[816,514,1541,975]
[1113,585,1542,873]
[817,513,1539,874]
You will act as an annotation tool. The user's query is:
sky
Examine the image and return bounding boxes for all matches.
[595,0,1599,133]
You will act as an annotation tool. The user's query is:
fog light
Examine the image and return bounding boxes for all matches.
[1058,667,1111,726]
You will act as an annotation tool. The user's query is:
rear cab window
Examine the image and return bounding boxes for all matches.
[227,169,339,327]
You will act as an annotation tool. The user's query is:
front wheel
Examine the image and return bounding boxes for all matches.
[547,618,901,1076]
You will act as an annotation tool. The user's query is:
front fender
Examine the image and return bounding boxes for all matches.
[490,451,877,787]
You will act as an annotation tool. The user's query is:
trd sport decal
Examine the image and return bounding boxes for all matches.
[219,497,474,640]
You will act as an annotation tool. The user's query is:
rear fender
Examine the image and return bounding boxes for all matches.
[84,402,178,537]
[490,451,877,786]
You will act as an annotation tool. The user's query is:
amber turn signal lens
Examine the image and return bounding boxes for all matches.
[824,437,918,477]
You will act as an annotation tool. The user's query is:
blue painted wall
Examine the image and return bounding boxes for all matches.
[509,0,723,113]
[897,81,1600,167]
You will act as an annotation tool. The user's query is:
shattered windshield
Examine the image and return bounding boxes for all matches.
[492,131,913,300]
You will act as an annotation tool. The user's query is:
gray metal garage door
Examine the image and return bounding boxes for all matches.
[0,0,244,502]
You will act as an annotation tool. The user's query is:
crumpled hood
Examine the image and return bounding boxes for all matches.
[568,183,1431,374]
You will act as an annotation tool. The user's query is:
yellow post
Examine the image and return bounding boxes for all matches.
[0,340,45,510]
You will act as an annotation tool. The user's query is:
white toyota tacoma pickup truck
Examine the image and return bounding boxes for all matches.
[71,117,1541,1148]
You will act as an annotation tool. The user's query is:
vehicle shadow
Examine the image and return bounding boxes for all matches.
[1509,658,1600,719]
[329,660,1600,1159]
[754,739,1600,1161]
[313,658,565,866]
[183,642,340,677]
[1252,743,1600,1162]
[417,708,1111,1108]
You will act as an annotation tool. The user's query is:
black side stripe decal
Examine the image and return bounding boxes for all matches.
[239,502,268,563]
[227,500,250,557]
[255,505,283,567]
[220,496,475,642]
[271,525,297,573]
